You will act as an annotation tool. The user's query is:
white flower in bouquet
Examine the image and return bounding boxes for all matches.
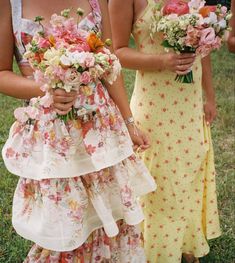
[218,18,227,29]
[188,0,205,13]
[105,59,121,84]
[203,12,218,25]
[63,68,81,91]
[44,47,63,66]
[95,53,110,68]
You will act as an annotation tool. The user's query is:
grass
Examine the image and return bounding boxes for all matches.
[0,47,234,262]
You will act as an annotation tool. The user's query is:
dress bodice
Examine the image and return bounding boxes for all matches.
[10,0,102,65]
[132,0,165,54]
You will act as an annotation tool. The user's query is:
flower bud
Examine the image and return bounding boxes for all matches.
[61,9,71,18]
[105,38,112,46]
[34,16,44,23]
[76,8,84,16]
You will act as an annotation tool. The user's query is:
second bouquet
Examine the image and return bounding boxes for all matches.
[151,0,231,83]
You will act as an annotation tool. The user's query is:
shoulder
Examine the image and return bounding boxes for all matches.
[0,0,12,16]
[0,0,13,30]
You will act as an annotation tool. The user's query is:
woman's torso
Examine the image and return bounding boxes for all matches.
[130,0,208,177]
[11,0,102,75]
[4,0,134,180]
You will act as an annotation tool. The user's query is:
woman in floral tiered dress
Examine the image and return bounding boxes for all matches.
[110,0,221,262]
[0,0,156,262]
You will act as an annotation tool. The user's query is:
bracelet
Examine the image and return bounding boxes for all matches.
[124,117,139,136]
[124,116,135,126]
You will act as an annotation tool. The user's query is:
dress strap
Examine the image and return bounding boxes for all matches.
[89,0,101,14]
[10,0,22,34]
[88,0,102,32]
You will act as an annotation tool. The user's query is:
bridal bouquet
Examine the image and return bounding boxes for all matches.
[21,9,121,122]
[151,0,231,83]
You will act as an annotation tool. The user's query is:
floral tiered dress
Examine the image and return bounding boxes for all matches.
[2,0,156,262]
[130,0,221,262]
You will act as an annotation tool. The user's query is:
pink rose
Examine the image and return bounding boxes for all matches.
[64,68,81,90]
[80,71,92,85]
[221,6,227,16]
[50,14,66,27]
[70,42,91,52]
[84,54,95,67]
[185,25,201,47]
[163,0,189,16]
[197,29,221,57]
[38,38,51,49]
[199,27,216,45]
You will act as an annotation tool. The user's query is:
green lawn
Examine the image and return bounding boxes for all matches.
[0,48,234,262]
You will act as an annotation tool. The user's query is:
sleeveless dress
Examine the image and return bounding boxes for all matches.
[130,0,221,262]
[2,0,156,262]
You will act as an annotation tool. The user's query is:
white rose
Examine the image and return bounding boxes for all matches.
[60,54,72,66]
[218,19,226,29]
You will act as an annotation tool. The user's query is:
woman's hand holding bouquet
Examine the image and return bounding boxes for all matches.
[151,0,231,83]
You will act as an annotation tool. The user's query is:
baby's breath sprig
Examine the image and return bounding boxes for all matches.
[76,8,84,28]
[34,16,45,32]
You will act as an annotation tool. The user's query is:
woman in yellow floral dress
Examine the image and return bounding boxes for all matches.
[109,0,221,262]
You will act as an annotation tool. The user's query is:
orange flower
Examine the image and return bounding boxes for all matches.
[48,35,56,46]
[87,32,104,52]
[199,6,216,18]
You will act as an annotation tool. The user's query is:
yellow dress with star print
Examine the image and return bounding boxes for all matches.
[130,0,221,262]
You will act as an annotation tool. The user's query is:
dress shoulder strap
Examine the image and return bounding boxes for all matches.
[10,0,22,34]
[88,0,102,32]
[88,0,101,14]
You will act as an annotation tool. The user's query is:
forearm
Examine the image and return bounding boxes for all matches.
[0,71,43,99]
[105,74,132,120]
[227,36,235,52]
[201,55,215,102]
[115,46,165,71]
[227,0,235,52]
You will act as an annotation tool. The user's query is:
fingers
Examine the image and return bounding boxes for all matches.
[132,131,151,152]
[55,108,72,115]
[53,89,77,97]
[53,95,76,103]
[52,89,77,115]
[204,110,212,125]
[205,112,216,125]
[53,100,75,115]
[133,135,144,147]
[178,53,196,59]
[175,67,192,75]
[204,105,217,125]
[170,53,195,74]
[178,57,195,65]
[141,133,151,149]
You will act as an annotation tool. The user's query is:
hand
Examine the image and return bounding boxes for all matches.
[52,89,77,115]
[127,124,150,151]
[162,52,196,75]
[204,100,217,125]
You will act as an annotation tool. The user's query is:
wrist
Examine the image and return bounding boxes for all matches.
[152,54,166,71]
[205,93,216,103]
[124,116,135,126]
